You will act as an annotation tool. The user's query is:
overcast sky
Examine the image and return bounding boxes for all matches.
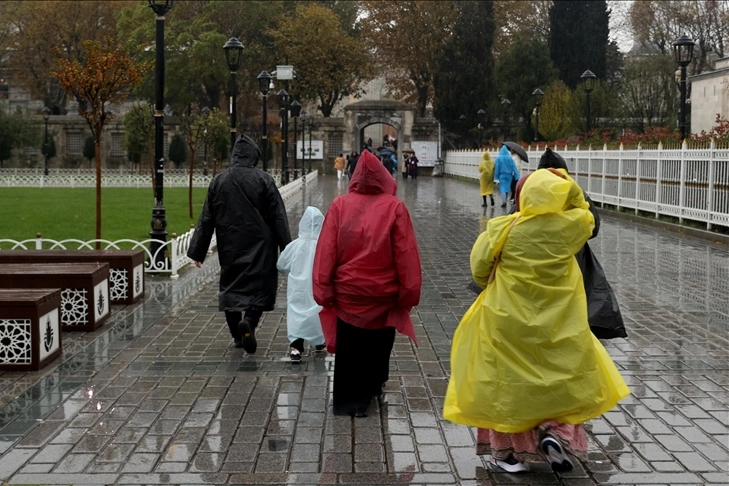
[608,0,634,52]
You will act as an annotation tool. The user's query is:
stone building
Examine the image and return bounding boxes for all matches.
[689,56,729,134]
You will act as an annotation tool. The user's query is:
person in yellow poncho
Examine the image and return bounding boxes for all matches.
[478,152,495,207]
[444,168,629,474]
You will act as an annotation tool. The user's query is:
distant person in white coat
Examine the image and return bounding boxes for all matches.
[277,206,326,363]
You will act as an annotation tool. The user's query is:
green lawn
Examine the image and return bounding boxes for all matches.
[0,187,208,243]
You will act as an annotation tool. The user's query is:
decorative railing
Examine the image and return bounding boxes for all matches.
[0,171,317,277]
[445,142,729,230]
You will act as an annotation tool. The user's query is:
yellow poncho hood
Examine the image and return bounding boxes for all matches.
[444,169,629,432]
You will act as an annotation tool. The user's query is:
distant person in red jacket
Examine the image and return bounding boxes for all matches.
[313,149,422,417]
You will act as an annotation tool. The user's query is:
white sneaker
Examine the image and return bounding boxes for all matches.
[489,455,527,473]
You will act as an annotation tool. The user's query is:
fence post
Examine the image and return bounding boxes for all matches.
[656,142,662,219]
[679,140,687,224]
[635,144,641,215]
[601,145,607,200]
[170,233,179,279]
[707,139,715,230]
[35,232,42,250]
[617,143,624,211]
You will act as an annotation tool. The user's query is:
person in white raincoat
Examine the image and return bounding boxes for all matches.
[277,206,326,363]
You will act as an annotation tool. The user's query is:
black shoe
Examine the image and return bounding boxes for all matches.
[314,344,326,353]
[237,319,257,354]
[481,203,487,207]
[500,202,507,208]
[290,348,302,363]
[540,435,573,472]
[490,196,495,206]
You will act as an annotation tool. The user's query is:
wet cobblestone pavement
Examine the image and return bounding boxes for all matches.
[1,174,728,485]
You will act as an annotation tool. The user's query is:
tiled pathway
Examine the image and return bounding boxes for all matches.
[0,174,728,485]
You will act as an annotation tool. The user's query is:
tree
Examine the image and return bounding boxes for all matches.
[0,108,41,167]
[359,1,460,116]
[0,1,132,114]
[269,4,373,117]
[179,107,207,218]
[83,136,95,167]
[123,103,153,177]
[493,0,552,55]
[618,54,678,131]
[204,108,229,175]
[629,0,729,75]
[495,37,559,138]
[168,133,187,169]
[549,0,611,89]
[433,1,495,141]
[54,37,148,246]
[538,80,578,141]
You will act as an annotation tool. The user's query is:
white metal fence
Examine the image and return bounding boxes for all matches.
[445,142,729,230]
[0,170,318,277]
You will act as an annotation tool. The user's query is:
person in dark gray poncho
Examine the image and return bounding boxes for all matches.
[188,134,291,353]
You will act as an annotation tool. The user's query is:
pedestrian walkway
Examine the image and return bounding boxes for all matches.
[0,174,728,485]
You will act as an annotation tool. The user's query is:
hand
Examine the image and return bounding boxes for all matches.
[194,261,202,268]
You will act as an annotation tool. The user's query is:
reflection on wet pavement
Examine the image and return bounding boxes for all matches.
[0,174,727,485]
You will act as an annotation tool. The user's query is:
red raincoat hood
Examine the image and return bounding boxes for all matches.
[349,150,397,196]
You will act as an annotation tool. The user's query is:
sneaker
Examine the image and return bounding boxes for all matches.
[237,319,257,354]
[314,344,326,353]
[540,435,573,472]
[290,348,302,363]
[489,455,526,473]
[500,202,507,208]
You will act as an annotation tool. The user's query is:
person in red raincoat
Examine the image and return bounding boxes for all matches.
[313,149,422,417]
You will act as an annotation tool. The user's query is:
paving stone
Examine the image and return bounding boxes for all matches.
[0,448,38,480]
[54,453,96,473]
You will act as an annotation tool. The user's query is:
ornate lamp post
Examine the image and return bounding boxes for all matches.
[223,37,244,151]
[257,70,272,171]
[673,33,695,141]
[276,88,289,184]
[532,88,544,142]
[580,69,596,133]
[148,0,173,268]
[201,106,210,176]
[42,107,51,175]
[290,100,301,179]
[501,98,511,140]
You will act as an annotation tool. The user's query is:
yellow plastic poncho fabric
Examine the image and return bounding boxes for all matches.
[444,169,629,433]
[478,153,495,196]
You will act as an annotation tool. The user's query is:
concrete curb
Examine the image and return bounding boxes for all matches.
[597,208,729,246]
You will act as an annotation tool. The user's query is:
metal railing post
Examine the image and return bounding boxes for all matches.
[707,139,715,230]
[170,233,179,279]
[679,140,687,224]
[635,144,641,214]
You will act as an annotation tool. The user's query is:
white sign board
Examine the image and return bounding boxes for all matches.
[296,140,323,160]
[410,141,439,167]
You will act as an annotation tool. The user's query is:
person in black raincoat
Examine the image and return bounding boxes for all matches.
[188,134,291,353]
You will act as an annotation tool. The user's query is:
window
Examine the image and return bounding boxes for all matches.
[111,132,124,157]
[327,133,343,158]
[67,132,82,156]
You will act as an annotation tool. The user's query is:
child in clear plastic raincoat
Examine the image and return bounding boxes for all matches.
[277,206,326,363]
[443,168,629,474]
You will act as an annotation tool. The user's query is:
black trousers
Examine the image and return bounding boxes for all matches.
[332,319,396,416]
[224,308,263,339]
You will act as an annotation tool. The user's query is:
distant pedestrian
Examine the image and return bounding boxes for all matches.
[313,149,422,417]
[508,148,525,203]
[277,207,326,363]
[408,153,419,179]
[478,152,495,207]
[382,154,395,176]
[402,154,410,179]
[188,134,291,354]
[334,153,345,180]
[346,151,359,179]
[494,145,519,207]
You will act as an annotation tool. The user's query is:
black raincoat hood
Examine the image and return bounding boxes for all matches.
[231,134,261,168]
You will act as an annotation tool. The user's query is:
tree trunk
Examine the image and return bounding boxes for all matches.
[95,136,102,250]
[417,85,429,117]
[188,148,197,219]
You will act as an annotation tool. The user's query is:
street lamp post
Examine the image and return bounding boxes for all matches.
[501,99,511,140]
[257,71,272,171]
[305,112,313,173]
[290,100,301,179]
[673,33,695,141]
[42,107,50,175]
[201,106,210,176]
[532,88,544,142]
[148,0,173,268]
[223,37,244,152]
[277,89,289,184]
[580,70,596,133]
